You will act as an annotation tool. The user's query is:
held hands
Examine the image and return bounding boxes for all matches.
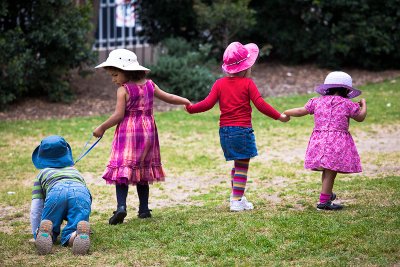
[278,113,290,122]
[182,98,191,106]
[93,126,106,138]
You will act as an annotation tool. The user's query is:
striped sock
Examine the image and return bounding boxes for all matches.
[230,167,235,188]
[231,159,250,201]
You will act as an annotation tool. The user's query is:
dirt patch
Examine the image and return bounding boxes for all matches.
[0,204,30,234]
[1,63,399,121]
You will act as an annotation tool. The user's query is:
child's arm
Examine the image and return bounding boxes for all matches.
[185,85,219,114]
[249,81,289,122]
[30,176,44,236]
[93,86,127,137]
[284,107,309,117]
[153,83,191,105]
[353,99,367,122]
[30,198,44,236]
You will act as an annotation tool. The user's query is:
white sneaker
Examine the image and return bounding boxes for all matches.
[241,196,254,210]
[230,196,254,212]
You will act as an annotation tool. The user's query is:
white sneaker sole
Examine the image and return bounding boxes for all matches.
[35,220,53,255]
[72,221,90,255]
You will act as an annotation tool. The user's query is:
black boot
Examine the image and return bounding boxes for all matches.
[109,184,129,225]
[109,205,127,225]
[137,183,151,219]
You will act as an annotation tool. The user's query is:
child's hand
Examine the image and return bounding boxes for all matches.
[184,104,191,113]
[93,126,105,138]
[278,113,290,122]
[359,98,366,107]
[182,98,192,106]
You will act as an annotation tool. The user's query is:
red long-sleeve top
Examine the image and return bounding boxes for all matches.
[186,77,281,127]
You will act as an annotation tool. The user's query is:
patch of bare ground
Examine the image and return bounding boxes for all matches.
[86,122,400,211]
[0,205,30,234]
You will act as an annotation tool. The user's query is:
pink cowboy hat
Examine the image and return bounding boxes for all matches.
[315,71,362,99]
[222,42,259,74]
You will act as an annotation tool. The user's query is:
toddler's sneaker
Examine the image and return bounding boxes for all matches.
[35,219,53,255]
[240,196,254,210]
[230,196,254,212]
[317,201,343,211]
[72,221,91,255]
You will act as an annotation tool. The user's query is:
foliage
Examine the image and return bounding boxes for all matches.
[250,0,400,69]
[138,0,400,69]
[137,0,198,44]
[194,0,256,54]
[0,0,96,108]
[149,37,218,101]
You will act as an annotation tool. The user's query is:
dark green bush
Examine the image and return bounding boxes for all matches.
[250,0,400,69]
[149,38,218,101]
[138,0,198,44]
[0,0,96,108]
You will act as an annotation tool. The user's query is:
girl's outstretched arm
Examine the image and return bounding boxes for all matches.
[93,86,127,137]
[154,83,191,105]
[284,107,309,117]
[353,99,367,122]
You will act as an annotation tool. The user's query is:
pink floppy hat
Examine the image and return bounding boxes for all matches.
[222,42,259,74]
[315,71,362,99]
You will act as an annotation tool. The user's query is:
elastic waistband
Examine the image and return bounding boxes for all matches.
[54,180,86,186]
[313,128,349,133]
[126,110,153,116]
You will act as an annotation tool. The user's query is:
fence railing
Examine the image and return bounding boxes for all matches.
[93,0,156,65]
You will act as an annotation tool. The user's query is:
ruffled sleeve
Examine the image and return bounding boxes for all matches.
[305,98,317,114]
[347,99,361,118]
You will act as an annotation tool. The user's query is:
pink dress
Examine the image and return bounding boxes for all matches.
[102,80,165,185]
[304,95,362,173]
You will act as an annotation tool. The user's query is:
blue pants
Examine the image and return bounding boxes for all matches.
[41,181,91,246]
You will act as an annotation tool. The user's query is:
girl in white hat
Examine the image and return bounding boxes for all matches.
[186,42,289,212]
[284,71,367,210]
[93,49,190,223]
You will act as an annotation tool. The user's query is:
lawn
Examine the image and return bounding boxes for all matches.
[0,78,399,266]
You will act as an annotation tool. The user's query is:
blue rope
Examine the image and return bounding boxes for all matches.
[74,135,102,164]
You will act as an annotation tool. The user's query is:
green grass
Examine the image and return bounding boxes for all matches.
[0,78,399,266]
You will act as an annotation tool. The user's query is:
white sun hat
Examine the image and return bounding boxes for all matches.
[315,71,361,98]
[95,48,150,72]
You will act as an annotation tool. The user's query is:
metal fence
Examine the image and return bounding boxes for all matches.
[93,0,156,65]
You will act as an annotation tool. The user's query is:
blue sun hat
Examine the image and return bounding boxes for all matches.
[32,136,74,169]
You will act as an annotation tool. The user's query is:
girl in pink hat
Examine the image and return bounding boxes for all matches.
[284,71,367,210]
[93,49,191,223]
[186,42,289,212]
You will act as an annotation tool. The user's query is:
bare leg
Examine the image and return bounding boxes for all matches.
[321,169,337,195]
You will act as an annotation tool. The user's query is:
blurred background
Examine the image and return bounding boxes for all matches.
[1,0,399,117]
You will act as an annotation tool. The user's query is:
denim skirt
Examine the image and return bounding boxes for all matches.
[219,126,258,161]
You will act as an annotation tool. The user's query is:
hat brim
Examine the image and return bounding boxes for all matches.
[222,43,259,74]
[315,84,362,99]
[32,143,74,169]
[95,61,150,72]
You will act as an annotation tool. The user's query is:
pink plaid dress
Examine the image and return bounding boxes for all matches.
[304,95,362,173]
[102,80,165,185]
